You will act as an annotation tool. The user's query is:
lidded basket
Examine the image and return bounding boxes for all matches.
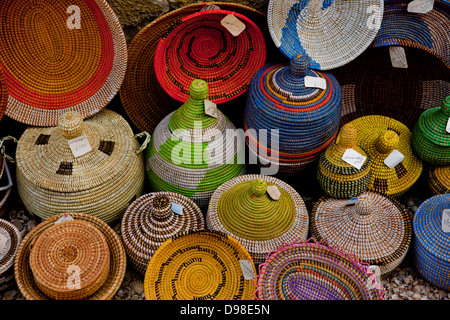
[14,109,148,224]
[428,165,450,195]
[0,219,21,292]
[146,79,246,207]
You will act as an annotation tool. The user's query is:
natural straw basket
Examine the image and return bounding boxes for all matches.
[14,212,126,300]
[413,194,450,291]
[428,165,450,195]
[267,0,384,70]
[121,192,205,275]
[317,123,372,199]
[13,109,149,224]
[29,220,110,300]
[0,157,13,219]
[206,174,309,265]
[0,0,127,126]
[348,115,423,197]
[310,191,412,276]
[146,79,246,208]
[120,2,280,134]
[256,238,386,300]
[0,219,21,292]
[144,229,257,300]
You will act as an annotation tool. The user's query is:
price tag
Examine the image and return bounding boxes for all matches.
[446,118,450,134]
[367,265,382,284]
[407,0,434,13]
[54,213,74,225]
[442,209,450,233]
[384,149,405,169]
[221,14,246,37]
[239,260,256,280]
[347,197,358,206]
[342,148,367,170]
[304,76,327,90]
[389,47,408,69]
[172,202,184,216]
[68,135,92,157]
[267,185,281,201]
[204,100,218,118]
[0,234,8,253]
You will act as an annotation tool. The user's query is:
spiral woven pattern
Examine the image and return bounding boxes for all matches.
[0,66,7,123]
[428,165,450,195]
[0,0,127,126]
[29,220,110,300]
[267,0,383,70]
[14,212,126,300]
[144,230,256,300]
[0,219,21,276]
[256,238,385,300]
[121,192,205,275]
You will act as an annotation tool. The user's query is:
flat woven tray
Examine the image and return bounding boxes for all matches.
[0,219,21,276]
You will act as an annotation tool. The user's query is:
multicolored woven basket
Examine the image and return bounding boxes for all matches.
[244,54,342,175]
[206,174,309,265]
[348,115,423,197]
[412,96,450,165]
[0,65,8,124]
[15,212,126,300]
[0,219,21,292]
[121,192,205,275]
[267,0,384,70]
[0,157,13,219]
[311,191,412,276]
[428,165,450,195]
[413,194,450,290]
[146,79,246,208]
[0,0,127,126]
[317,123,372,199]
[144,229,257,300]
[256,238,386,300]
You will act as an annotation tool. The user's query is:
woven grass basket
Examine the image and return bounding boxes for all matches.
[0,157,13,219]
[0,65,7,123]
[0,218,21,292]
[14,212,126,300]
[14,109,148,224]
[428,165,450,195]
[317,123,372,199]
[144,229,256,300]
[255,238,386,300]
[348,115,423,197]
[121,192,205,275]
[413,194,450,291]
[0,0,127,126]
[267,0,384,70]
[206,174,309,265]
[311,191,412,276]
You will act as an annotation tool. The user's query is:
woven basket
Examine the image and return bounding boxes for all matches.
[428,165,450,195]
[317,123,372,199]
[256,238,386,300]
[0,65,7,123]
[311,191,412,276]
[413,194,450,290]
[0,0,127,126]
[0,267,15,292]
[146,79,246,208]
[412,96,450,165]
[29,220,110,300]
[120,2,280,134]
[0,218,21,292]
[0,158,13,219]
[14,109,148,224]
[121,192,205,275]
[144,229,256,300]
[244,54,342,175]
[348,115,423,197]
[206,174,309,265]
[14,212,126,300]
[267,0,383,70]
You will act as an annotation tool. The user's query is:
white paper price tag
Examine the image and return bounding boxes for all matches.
[304,76,327,90]
[267,185,281,201]
[172,202,184,216]
[347,197,358,206]
[384,149,405,169]
[446,118,450,134]
[367,265,382,284]
[342,148,367,170]
[54,213,74,225]
[68,135,92,158]
[407,0,434,13]
[239,260,256,280]
[0,234,8,253]
[204,100,218,118]
[442,209,450,233]
[389,47,408,69]
[220,14,246,37]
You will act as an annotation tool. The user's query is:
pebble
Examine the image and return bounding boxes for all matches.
[412,293,422,300]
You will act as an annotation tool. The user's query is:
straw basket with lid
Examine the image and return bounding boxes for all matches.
[144,229,257,300]
[206,174,309,265]
[0,219,21,292]
[121,192,205,275]
[243,54,342,175]
[428,165,450,195]
[15,212,126,300]
[317,123,371,199]
[12,109,149,224]
[255,238,386,300]
[348,115,423,197]
[412,96,450,165]
[146,79,246,208]
[413,194,450,290]
[311,191,412,276]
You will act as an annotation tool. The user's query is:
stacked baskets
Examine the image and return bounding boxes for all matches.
[0,219,21,292]
[428,165,450,195]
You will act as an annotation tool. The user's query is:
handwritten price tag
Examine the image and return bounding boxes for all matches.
[342,148,366,170]
[267,185,281,201]
[407,0,434,13]
[204,100,218,118]
[446,118,450,134]
[172,202,184,216]
[389,47,408,69]
[68,135,92,157]
[221,14,246,37]
[0,234,8,253]
[304,76,327,90]
[54,213,74,225]
[442,209,450,233]
[239,260,256,280]
[384,149,405,169]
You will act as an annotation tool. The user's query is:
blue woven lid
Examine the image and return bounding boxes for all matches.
[413,194,450,262]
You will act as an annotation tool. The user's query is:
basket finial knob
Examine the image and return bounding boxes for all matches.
[151,194,173,220]
[338,123,357,149]
[375,130,399,154]
[441,95,450,117]
[58,111,84,139]
[290,54,310,78]
[251,179,267,197]
[189,79,209,101]
[354,193,373,216]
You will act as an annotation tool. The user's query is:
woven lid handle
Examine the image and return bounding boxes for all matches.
[151,194,173,220]
[290,54,310,78]
[354,193,373,216]
[190,79,209,101]
[58,111,84,139]
[251,179,267,197]
[338,123,357,149]
[375,130,399,154]
[441,95,450,117]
